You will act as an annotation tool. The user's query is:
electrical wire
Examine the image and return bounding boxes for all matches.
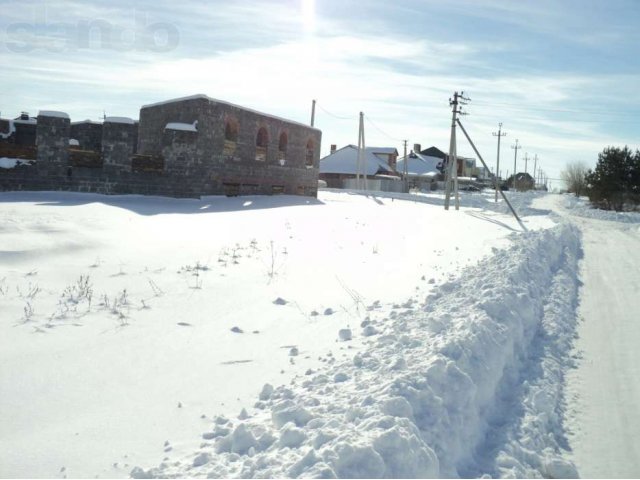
[316,103,355,121]
[470,100,638,117]
[364,115,403,143]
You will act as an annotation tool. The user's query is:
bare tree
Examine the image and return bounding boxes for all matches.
[561,161,589,197]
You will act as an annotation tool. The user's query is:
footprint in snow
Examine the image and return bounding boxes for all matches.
[338,328,352,341]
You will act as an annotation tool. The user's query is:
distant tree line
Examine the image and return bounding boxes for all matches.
[562,146,640,211]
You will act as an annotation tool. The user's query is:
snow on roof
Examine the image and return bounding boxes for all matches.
[320,145,395,176]
[105,116,135,124]
[38,110,69,119]
[369,147,398,155]
[141,94,319,131]
[374,174,402,180]
[0,157,34,169]
[165,121,198,132]
[141,94,209,109]
[71,119,101,125]
[14,118,37,125]
[396,152,442,176]
[0,120,16,139]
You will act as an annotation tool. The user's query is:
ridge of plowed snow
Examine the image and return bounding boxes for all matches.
[132,222,581,479]
[562,195,640,224]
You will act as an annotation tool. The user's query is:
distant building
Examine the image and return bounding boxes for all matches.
[319,145,402,192]
[396,150,443,190]
[508,172,535,191]
[413,145,479,178]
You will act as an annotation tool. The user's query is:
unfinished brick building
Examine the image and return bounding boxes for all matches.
[0,95,322,198]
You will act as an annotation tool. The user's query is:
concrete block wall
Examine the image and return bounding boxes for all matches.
[2,96,322,199]
[70,121,103,152]
[138,95,321,197]
[162,128,199,175]
[36,111,70,176]
[102,118,137,173]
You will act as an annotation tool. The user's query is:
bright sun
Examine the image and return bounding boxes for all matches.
[301,0,316,32]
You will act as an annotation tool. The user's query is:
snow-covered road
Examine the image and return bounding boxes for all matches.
[540,195,640,478]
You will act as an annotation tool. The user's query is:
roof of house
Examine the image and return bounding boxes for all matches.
[420,146,447,159]
[368,147,398,155]
[320,145,396,176]
[396,152,443,176]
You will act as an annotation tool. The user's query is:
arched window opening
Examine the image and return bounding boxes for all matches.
[224,119,239,156]
[256,127,268,161]
[305,138,315,167]
[278,132,288,162]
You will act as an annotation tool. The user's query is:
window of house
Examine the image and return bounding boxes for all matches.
[305,139,314,167]
[278,132,287,163]
[224,119,239,156]
[256,127,268,161]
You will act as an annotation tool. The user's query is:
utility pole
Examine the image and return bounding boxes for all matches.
[357,112,367,191]
[533,154,538,189]
[537,168,541,189]
[445,91,467,211]
[511,139,521,191]
[524,152,529,175]
[310,99,316,127]
[403,139,408,193]
[492,123,507,202]
[457,119,525,229]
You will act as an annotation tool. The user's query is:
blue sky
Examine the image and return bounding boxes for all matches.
[1,0,639,188]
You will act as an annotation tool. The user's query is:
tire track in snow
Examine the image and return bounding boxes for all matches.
[555,195,640,478]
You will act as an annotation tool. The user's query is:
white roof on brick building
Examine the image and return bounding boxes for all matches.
[38,110,69,119]
[105,116,135,124]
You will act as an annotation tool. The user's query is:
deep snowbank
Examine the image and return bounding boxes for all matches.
[132,222,581,478]
[562,195,640,223]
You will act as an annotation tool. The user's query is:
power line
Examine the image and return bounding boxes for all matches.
[364,115,403,143]
[463,110,640,124]
[315,103,355,121]
[471,100,638,117]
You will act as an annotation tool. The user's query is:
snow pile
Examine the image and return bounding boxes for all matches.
[132,222,581,478]
[0,157,34,169]
[0,119,16,139]
[562,195,640,223]
[165,121,198,132]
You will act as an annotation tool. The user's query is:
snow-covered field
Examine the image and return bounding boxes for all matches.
[0,189,636,478]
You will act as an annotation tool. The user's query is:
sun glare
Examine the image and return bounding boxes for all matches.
[301,0,316,32]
